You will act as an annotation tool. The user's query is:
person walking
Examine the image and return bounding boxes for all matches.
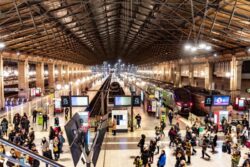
[112,118,117,136]
[157,150,166,167]
[141,147,150,167]
[43,146,53,167]
[135,114,142,128]
[185,140,192,164]
[41,137,49,151]
[160,120,166,137]
[53,137,60,161]
[201,137,210,160]
[133,156,143,167]
[32,109,37,123]
[138,134,146,153]
[1,118,8,136]
[58,132,65,153]
[42,112,48,130]
[168,110,174,125]
[64,108,69,121]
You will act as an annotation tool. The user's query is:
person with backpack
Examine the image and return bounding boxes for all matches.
[53,137,60,161]
[133,156,143,167]
[58,131,65,153]
[157,150,166,167]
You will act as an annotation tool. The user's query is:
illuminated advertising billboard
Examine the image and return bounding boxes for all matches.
[212,95,230,106]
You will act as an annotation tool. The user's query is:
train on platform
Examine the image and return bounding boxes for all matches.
[183,86,221,116]
[144,81,192,118]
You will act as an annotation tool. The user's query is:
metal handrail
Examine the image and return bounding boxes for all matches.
[0,137,64,167]
[0,153,30,167]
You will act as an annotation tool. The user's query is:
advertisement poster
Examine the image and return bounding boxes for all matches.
[152,100,157,112]
[112,110,128,130]
[213,96,230,106]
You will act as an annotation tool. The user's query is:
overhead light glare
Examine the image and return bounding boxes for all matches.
[0,42,5,49]
[184,44,192,50]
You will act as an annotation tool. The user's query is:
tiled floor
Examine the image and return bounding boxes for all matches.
[96,104,248,167]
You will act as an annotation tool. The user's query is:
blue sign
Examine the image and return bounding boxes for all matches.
[213,95,230,106]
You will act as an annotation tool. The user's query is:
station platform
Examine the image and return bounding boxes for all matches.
[0,79,105,167]
[96,104,250,167]
[95,82,249,167]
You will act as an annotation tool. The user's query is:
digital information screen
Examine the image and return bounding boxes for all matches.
[71,96,89,107]
[204,96,213,106]
[213,95,230,106]
[132,96,141,107]
[114,96,131,107]
[61,96,70,107]
[79,112,89,127]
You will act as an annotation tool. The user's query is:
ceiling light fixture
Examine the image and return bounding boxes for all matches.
[0,42,6,49]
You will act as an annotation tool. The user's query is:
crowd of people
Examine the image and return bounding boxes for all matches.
[0,111,66,167]
[132,112,250,167]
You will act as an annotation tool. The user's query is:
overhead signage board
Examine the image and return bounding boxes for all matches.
[132,96,141,107]
[61,96,71,107]
[71,96,89,107]
[114,96,131,107]
[212,95,230,106]
[204,96,213,106]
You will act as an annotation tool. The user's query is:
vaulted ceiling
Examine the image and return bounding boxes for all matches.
[0,0,249,65]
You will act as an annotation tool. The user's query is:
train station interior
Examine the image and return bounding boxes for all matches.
[0,0,250,167]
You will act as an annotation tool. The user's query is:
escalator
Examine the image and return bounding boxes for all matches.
[0,137,64,167]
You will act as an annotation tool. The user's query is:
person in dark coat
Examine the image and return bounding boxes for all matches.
[49,126,55,141]
[43,113,48,130]
[1,118,8,136]
[201,137,211,159]
[138,134,146,153]
[29,128,35,143]
[135,114,142,128]
[141,147,150,167]
[43,146,53,167]
[32,110,37,123]
[13,115,20,130]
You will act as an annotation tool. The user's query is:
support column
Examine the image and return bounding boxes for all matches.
[64,65,69,84]
[188,64,194,86]
[230,56,242,101]
[0,54,4,109]
[18,59,29,97]
[57,64,63,84]
[174,62,181,87]
[36,62,45,93]
[48,63,55,90]
[205,62,213,90]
